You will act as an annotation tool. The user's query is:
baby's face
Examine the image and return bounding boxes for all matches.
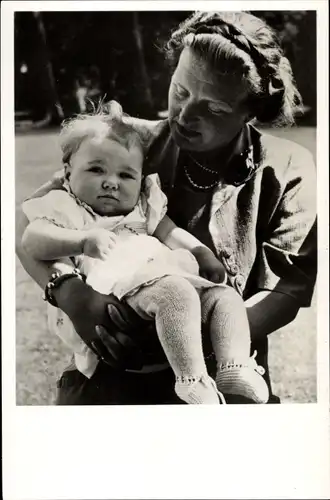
[68,137,143,216]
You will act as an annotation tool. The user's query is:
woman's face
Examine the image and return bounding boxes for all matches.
[67,137,143,216]
[168,47,252,152]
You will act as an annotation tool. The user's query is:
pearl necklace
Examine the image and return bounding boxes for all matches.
[183,142,255,190]
[183,163,220,190]
[187,153,219,174]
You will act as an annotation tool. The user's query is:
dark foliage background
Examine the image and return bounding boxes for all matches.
[14,10,316,124]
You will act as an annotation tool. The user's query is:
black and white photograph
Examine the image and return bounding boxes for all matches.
[2,1,329,498]
[14,8,318,405]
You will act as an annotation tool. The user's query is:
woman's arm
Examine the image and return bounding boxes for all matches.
[245,143,317,341]
[245,290,300,342]
[31,172,65,199]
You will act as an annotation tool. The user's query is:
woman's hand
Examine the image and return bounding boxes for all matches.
[83,228,117,260]
[53,277,145,370]
[192,246,227,283]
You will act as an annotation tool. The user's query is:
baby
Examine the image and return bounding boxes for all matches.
[22,101,269,404]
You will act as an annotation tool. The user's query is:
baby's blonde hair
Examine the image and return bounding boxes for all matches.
[60,101,143,164]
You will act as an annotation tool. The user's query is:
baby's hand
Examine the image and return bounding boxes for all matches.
[83,228,117,260]
[192,246,227,284]
[201,259,227,283]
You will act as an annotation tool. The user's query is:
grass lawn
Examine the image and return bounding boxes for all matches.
[15,126,317,405]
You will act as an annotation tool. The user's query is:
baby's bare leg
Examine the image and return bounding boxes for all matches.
[126,276,221,404]
[201,286,269,403]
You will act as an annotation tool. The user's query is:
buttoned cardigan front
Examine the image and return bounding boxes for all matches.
[141,119,317,307]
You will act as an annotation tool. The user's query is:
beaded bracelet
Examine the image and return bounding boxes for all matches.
[43,268,86,307]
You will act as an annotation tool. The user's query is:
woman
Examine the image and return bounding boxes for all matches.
[16,11,317,405]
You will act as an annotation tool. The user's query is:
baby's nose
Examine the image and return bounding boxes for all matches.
[102,176,118,190]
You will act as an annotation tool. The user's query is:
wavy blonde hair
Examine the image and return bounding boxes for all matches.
[60,100,143,164]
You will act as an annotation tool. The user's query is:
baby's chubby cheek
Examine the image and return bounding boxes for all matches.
[73,181,98,206]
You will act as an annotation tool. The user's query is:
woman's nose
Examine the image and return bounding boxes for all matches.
[102,176,118,190]
[178,100,198,126]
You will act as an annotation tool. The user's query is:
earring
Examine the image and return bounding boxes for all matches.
[63,163,71,180]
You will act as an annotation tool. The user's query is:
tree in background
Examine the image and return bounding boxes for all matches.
[252,11,316,123]
[14,10,316,125]
[33,12,64,124]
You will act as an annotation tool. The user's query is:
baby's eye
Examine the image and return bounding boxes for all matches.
[88,165,104,174]
[120,172,135,180]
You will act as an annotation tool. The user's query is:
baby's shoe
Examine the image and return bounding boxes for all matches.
[175,374,226,405]
[215,351,269,403]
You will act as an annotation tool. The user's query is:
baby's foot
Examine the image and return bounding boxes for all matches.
[175,374,226,404]
[215,352,269,403]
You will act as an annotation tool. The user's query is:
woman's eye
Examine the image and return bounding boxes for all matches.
[175,84,189,98]
[208,103,226,115]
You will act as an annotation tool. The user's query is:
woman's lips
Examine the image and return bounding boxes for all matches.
[175,122,200,139]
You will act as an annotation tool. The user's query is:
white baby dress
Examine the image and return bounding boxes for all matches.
[22,174,217,377]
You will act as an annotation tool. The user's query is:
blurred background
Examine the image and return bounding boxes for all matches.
[14,10,316,125]
[15,11,317,405]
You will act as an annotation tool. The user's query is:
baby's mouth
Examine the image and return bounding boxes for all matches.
[98,194,119,201]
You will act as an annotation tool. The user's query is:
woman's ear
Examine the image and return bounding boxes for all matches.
[64,163,71,181]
